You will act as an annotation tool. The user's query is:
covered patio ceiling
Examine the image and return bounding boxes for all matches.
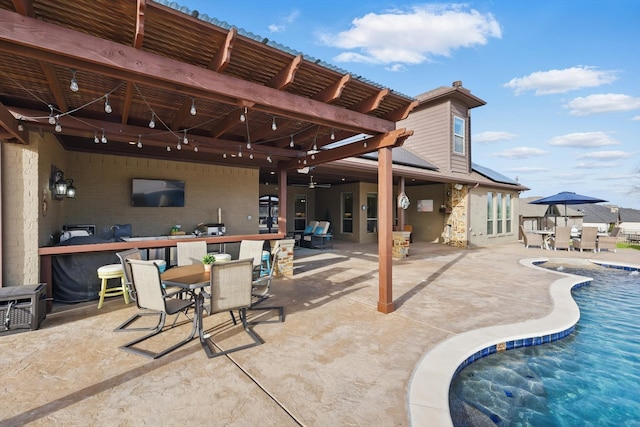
[0,0,416,181]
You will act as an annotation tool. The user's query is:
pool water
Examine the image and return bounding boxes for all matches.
[449,266,640,426]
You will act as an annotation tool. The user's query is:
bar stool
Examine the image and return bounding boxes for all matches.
[260,250,271,277]
[97,263,130,309]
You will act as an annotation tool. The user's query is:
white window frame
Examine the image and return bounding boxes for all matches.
[453,116,465,155]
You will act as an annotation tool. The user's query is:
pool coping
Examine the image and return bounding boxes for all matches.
[406,257,640,426]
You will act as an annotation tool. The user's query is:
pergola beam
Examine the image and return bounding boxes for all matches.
[0,10,395,135]
[267,54,302,90]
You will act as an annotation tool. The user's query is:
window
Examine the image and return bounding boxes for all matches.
[505,194,512,233]
[342,193,353,233]
[293,195,306,231]
[453,116,465,154]
[486,192,494,235]
[497,193,503,234]
[366,193,378,233]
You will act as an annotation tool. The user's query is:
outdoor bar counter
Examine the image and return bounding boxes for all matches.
[38,233,284,312]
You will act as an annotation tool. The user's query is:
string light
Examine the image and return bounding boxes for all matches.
[271,117,277,131]
[104,94,112,114]
[183,130,188,145]
[48,105,56,125]
[223,152,227,158]
[267,155,272,163]
[137,135,142,148]
[54,116,62,132]
[194,146,198,153]
[238,149,243,158]
[69,69,79,92]
[167,146,171,152]
[240,107,247,122]
[177,142,182,150]
[94,131,99,143]
[190,98,197,115]
[149,113,155,128]
[17,119,24,132]
[331,129,335,140]
[364,141,367,148]
[290,135,294,147]
[249,153,254,159]
[246,141,251,150]
[101,129,107,143]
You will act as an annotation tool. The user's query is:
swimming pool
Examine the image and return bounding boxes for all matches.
[449,265,640,426]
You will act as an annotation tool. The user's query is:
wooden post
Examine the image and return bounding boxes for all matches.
[278,169,287,235]
[377,146,394,313]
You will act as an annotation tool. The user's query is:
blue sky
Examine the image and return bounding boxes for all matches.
[183,0,640,209]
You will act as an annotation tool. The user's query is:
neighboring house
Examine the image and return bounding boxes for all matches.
[292,82,529,248]
[618,207,640,235]
[573,204,620,232]
[519,197,584,231]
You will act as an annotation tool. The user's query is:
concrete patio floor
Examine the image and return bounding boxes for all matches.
[1,241,638,426]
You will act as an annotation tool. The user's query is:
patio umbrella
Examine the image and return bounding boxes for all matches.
[529,191,607,226]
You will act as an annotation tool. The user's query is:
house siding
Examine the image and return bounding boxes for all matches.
[400,101,450,171]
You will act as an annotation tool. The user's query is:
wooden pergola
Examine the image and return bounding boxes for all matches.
[0,0,416,313]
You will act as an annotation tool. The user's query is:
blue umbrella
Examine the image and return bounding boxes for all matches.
[529,191,607,226]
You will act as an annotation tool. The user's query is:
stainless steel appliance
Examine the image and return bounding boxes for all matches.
[194,223,226,236]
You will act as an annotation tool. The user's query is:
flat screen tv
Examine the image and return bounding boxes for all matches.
[131,178,185,207]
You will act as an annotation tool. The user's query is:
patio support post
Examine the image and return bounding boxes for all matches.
[277,169,287,234]
[377,146,394,313]
[398,176,405,231]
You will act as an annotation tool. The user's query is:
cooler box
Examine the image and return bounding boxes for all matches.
[0,284,47,334]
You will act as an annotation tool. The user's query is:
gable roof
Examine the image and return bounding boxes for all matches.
[471,163,520,186]
[619,207,640,222]
[572,204,619,223]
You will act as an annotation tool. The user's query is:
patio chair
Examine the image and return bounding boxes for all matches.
[238,239,266,277]
[302,221,330,248]
[199,258,263,358]
[550,226,571,251]
[597,227,621,253]
[572,227,598,252]
[120,259,196,359]
[249,241,285,324]
[177,241,207,266]
[114,249,185,332]
[520,225,543,249]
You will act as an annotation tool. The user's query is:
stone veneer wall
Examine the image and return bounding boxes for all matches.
[272,239,295,277]
[443,183,468,248]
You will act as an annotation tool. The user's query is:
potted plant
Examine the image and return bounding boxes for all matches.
[202,253,216,272]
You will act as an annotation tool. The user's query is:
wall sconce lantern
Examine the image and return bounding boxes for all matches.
[50,165,76,199]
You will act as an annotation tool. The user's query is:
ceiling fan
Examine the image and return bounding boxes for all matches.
[292,175,331,189]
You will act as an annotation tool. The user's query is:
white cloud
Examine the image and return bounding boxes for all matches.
[385,64,406,72]
[503,66,618,95]
[633,115,640,121]
[320,5,501,65]
[473,131,517,143]
[493,146,548,158]
[574,161,619,169]
[268,9,300,33]
[505,166,549,173]
[576,150,631,160]
[565,94,640,116]
[548,132,618,147]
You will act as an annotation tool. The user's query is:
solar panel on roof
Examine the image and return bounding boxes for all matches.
[472,162,519,185]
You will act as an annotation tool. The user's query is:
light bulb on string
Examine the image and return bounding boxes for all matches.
[223,152,227,158]
[311,154,315,160]
[104,94,112,114]
[363,141,367,148]
[101,130,107,144]
[69,69,79,92]
[177,142,182,150]
[240,107,247,122]
[190,99,197,115]
[94,131,99,144]
[137,135,142,148]
[290,135,294,147]
[330,129,335,140]
[149,113,155,129]
[267,155,272,163]
[166,146,171,152]
[48,105,56,125]
[238,149,243,158]
[194,146,199,153]
[246,141,251,150]
[249,153,253,159]
[54,116,62,133]
[183,130,188,144]
[271,117,277,131]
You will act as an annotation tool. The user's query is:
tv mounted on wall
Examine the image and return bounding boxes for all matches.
[131,178,185,207]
